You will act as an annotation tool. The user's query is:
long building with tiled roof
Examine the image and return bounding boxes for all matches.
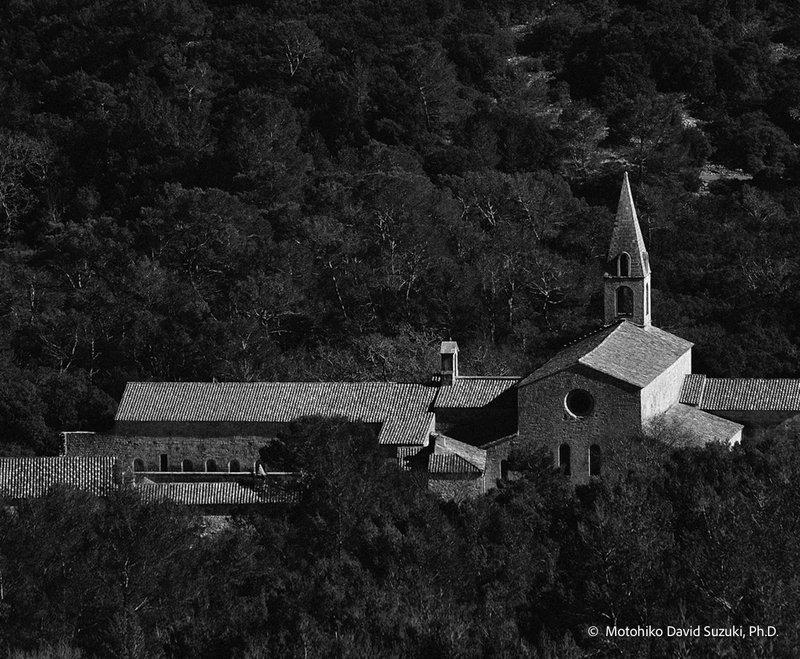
[116,381,437,446]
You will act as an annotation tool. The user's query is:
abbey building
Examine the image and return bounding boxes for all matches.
[3,174,800,505]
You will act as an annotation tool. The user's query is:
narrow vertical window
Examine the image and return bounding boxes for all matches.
[619,252,631,277]
[159,454,168,471]
[589,444,602,476]
[616,286,634,317]
[182,459,193,472]
[645,282,650,315]
[442,354,453,371]
[133,458,145,472]
[559,443,571,476]
[205,459,217,472]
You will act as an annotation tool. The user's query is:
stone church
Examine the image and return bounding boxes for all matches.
[3,173,800,505]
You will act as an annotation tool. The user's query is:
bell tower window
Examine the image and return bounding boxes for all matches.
[618,252,631,277]
[616,286,634,317]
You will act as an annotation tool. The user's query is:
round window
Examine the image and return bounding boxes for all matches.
[565,389,594,417]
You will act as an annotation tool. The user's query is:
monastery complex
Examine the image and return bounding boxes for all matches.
[3,174,800,508]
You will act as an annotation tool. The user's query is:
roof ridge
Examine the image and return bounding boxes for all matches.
[703,376,800,382]
[557,320,623,352]
[456,375,520,380]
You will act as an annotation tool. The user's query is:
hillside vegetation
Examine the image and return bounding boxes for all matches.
[0,0,799,452]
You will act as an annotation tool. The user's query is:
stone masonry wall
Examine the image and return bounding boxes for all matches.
[518,366,641,485]
[482,434,524,487]
[64,432,269,472]
[640,350,691,423]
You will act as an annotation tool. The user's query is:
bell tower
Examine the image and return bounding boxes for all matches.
[604,172,651,327]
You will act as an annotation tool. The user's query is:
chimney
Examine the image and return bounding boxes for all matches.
[440,341,459,386]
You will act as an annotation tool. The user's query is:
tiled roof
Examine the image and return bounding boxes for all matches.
[608,172,650,277]
[137,481,296,505]
[116,382,437,446]
[428,454,482,474]
[680,374,706,406]
[398,435,488,474]
[433,376,518,408]
[0,457,117,499]
[519,321,692,388]
[432,434,487,471]
[659,403,743,446]
[397,446,425,471]
[680,376,800,411]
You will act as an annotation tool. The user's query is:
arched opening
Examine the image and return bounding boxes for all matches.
[205,459,217,472]
[618,252,631,277]
[159,454,168,472]
[589,444,602,476]
[616,286,634,317]
[228,459,241,473]
[558,443,571,476]
[182,459,194,472]
[133,458,145,472]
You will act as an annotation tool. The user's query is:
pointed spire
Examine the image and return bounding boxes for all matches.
[608,172,650,277]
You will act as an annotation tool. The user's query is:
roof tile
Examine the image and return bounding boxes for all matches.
[680,377,800,411]
[428,453,482,474]
[519,321,692,389]
[659,403,743,446]
[137,481,296,505]
[434,377,518,408]
[0,457,117,499]
[116,382,438,445]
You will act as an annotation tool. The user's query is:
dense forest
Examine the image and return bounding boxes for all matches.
[1,0,800,454]
[2,418,800,657]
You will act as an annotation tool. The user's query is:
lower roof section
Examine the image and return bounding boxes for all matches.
[681,375,800,412]
[658,403,743,447]
[0,456,117,500]
[136,480,296,505]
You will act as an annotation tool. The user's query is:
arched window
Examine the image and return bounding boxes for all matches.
[618,252,631,277]
[182,459,194,472]
[133,458,145,472]
[159,454,168,471]
[589,444,602,476]
[228,459,241,472]
[558,443,571,476]
[616,286,634,317]
[205,459,217,472]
